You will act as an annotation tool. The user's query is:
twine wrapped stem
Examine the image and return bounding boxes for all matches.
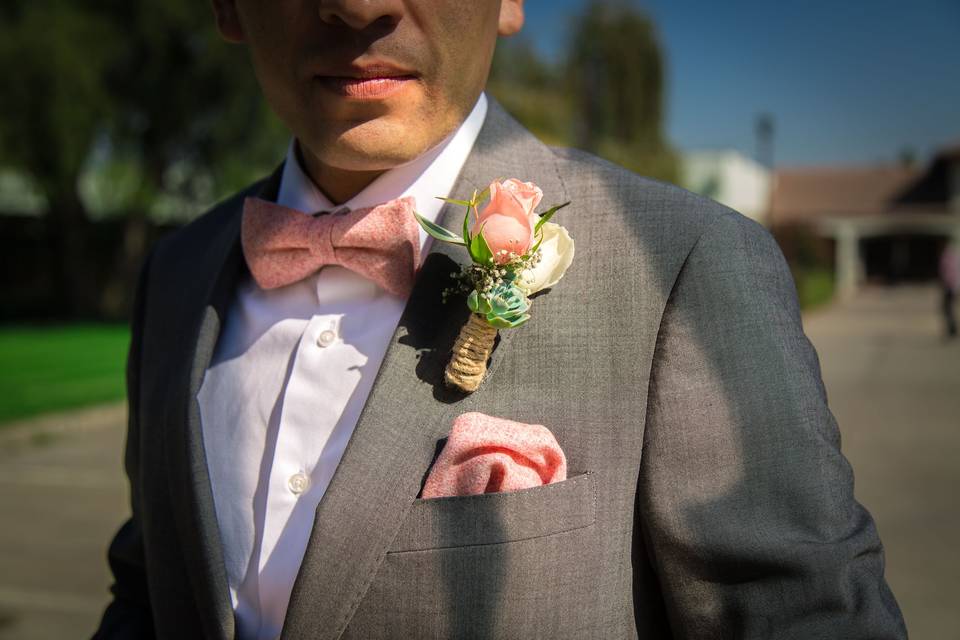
[445,313,498,392]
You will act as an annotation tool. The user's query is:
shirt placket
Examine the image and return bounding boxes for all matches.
[255,311,363,625]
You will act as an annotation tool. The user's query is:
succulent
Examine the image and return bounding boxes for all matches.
[467,282,531,329]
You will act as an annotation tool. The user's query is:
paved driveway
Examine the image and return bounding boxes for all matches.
[0,285,957,638]
[0,404,128,640]
[803,285,960,640]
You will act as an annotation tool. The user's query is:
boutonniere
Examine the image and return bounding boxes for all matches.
[414,178,574,393]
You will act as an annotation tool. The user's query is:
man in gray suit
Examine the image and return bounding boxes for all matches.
[95,0,907,638]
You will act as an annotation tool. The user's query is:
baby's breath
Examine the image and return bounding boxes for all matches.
[440,247,543,303]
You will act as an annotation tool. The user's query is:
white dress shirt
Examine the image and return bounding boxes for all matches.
[198,93,488,640]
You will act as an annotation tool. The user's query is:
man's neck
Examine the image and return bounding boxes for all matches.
[296,143,386,205]
[292,94,488,206]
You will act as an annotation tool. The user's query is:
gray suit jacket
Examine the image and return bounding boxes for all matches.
[94,99,907,639]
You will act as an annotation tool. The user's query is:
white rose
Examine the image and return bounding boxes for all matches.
[517,222,575,295]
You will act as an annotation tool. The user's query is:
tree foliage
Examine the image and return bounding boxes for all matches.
[488,37,573,147]
[101,0,284,210]
[0,0,120,316]
[0,0,285,317]
[489,0,677,183]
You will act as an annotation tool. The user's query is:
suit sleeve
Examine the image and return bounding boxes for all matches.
[92,252,156,639]
[637,213,907,639]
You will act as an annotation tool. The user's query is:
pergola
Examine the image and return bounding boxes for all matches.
[817,212,960,298]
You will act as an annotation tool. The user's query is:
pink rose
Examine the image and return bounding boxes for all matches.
[499,178,543,216]
[472,179,543,264]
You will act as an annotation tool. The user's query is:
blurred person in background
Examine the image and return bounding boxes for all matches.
[940,240,959,338]
[92,1,906,638]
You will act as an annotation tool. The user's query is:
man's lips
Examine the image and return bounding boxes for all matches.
[315,63,419,99]
[317,74,418,99]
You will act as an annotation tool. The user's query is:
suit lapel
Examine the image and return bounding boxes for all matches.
[280,98,570,640]
[163,165,284,640]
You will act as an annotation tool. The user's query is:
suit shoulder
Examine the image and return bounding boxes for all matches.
[688,203,788,278]
[548,145,738,230]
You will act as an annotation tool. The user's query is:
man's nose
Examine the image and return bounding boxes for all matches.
[317,0,403,30]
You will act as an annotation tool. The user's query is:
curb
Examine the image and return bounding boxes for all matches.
[0,401,127,449]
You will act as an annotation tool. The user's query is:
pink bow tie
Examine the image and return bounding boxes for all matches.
[240,196,421,297]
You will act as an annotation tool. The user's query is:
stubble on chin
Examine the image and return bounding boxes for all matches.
[304,100,463,173]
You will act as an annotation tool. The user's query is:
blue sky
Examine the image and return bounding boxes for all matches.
[520,0,960,167]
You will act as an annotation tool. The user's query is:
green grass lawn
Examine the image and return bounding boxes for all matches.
[795,267,836,311]
[0,324,130,425]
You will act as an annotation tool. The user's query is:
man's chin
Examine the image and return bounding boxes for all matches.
[308,123,434,172]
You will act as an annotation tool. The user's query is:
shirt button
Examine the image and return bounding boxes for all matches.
[287,472,310,495]
[316,329,336,348]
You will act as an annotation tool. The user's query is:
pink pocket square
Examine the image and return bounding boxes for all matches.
[421,412,567,499]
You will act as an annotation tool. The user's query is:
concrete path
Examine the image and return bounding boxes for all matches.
[0,284,956,638]
[803,285,960,640]
[0,404,128,640]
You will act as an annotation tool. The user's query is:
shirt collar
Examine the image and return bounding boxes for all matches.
[276,91,488,217]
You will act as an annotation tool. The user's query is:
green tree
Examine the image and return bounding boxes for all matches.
[0,1,286,318]
[567,0,677,183]
[96,0,284,314]
[488,37,572,146]
[0,1,118,316]
[488,1,677,183]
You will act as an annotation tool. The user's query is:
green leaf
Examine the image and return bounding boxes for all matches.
[413,210,465,245]
[476,185,491,204]
[468,222,494,265]
[509,313,532,328]
[534,201,571,233]
[489,295,509,315]
[529,229,545,255]
[435,197,473,207]
[467,289,480,314]
[475,177,503,205]
[467,290,495,316]
[486,316,511,329]
[462,202,473,245]
[486,312,531,329]
[476,292,492,315]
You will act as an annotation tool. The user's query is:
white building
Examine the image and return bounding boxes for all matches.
[681,149,772,225]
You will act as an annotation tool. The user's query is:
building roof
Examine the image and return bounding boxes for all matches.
[770,139,960,224]
[769,165,925,223]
